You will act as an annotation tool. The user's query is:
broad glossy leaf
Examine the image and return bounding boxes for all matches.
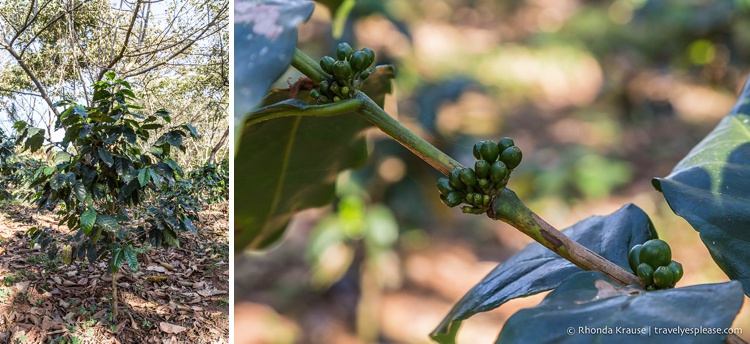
[235,66,395,251]
[98,147,114,166]
[432,204,657,344]
[110,247,124,273]
[96,214,122,232]
[653,77,750,296]
[123,245,138,271]
[138,168,149,187]
[497,271,744,343]
[234,0,315,148]
[81,207,97,234]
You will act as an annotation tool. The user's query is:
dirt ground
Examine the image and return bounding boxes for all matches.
[0,202,229,344]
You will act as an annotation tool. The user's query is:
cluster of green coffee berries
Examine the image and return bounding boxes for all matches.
[436,137,522,214]
[311,43,375,103]
[629,239,684,290]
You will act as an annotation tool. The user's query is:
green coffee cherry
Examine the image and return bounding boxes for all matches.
[358,69,371,80]
[473,142,483,160]
[482,194,490,206]
[465,193,474,203]
[490,161,509,183]
[320,56,336,74]
[637,263,654,286]
[477,178,490,189]
[500,146,522,169]
[480,140,500,162]
[639,239,671,268]
[436,177,454,195]
[332,60,353,80]
[459,168,477,187]
[653,266,674,288]
[319,80,330,92]
[341,86,350,96]
[330,82,341,95]
[497,137,515,152]
[475,160,490,178]
[668,261,683,283]
[350,50,369,71]
[449,167,466,190]
[442,191,463,207]
[628,244,642,273]
[333,96,341,102]
[362,47,375,67]
[319,95,330,103]
[310,89,321,99]
[473,193,483,205]
[336,42,353,60]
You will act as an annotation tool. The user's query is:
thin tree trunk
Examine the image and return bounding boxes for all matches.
[208,127,228,164]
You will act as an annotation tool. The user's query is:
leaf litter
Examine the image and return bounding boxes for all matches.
[0,203,228,343]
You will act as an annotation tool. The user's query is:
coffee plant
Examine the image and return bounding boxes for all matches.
[237,1,749,343]
[188,159,229,204]
[0,129,41,201]
[14,72,198,318]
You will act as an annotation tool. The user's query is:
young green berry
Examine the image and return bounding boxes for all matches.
[474,160,490,179]
[333,96,341,102]
[319,80,330,92]
[482,194,490,206]
[320,56,336,74]
[668,261,683,283]
[636,263,654,286]
[341,86,350,96]
[310,89,321,99]
[459,167,477,187]
[465,193,474,203]
[319,95,330,103]
[442,191,463,207]
[361,47,375,67]
[330,82,341,95]
[500,146,523,169]
[653,266,674,289]
[449,167,466,190]
[473,193,483,205]
[497,137,515,152]
[358,69,371,80]
[628,244,642,273]
[473,142,483,160]
[480,140,500,162]
[336,42,353,60]
[436,177,454,195]
[477,178,490,190]
[332,60,353,80]
[350,50,369,71]
[490,161,509,183]
[639,239,671,268]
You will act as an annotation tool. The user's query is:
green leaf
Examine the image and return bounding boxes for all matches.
[123,244,138,271]
[182,123,199,138]
[235,66,394,251]
[431,204,657,343]
[73,104,87,116]
[73,181,87,202]
[96,214,122,233]
[110,247,123,273]
[98,147,114,166]
[163,228,179,247]
[138,168,150,187]
[497,271,744,343]
[54,151,71,165]
[234,0,315,149]
[653,77,750,296]
[81,207,97,234]
[149,168,162,189]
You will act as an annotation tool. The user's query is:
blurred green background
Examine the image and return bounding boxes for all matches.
[236,0,750,342]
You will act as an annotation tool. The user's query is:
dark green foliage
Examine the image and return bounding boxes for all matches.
[17,72,197,274]
[188,159,229,204]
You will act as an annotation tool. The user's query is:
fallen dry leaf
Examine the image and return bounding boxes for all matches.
[160,321,187,334]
